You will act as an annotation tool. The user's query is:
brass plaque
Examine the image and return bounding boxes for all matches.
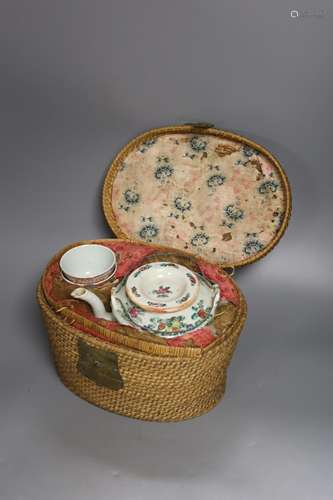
[77,339,123,390]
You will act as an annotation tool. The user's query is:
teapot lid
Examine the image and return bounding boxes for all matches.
[103,124,291,268]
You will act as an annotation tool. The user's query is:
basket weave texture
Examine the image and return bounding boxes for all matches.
[38,285,246,422]
[36,125,292,421]
[37,240,247,422]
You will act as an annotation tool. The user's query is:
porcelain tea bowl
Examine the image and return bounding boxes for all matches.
[125,262,199,313]
[60,244,117,286]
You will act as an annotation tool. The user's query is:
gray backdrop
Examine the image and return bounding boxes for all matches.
[1,1,332,499]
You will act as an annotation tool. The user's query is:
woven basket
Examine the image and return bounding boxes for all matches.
[37,240,247,422]
[37,123,291,422]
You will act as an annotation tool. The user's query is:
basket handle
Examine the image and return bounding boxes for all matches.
[222,265,235,277]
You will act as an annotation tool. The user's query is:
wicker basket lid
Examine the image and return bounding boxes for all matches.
[103,124,291,268]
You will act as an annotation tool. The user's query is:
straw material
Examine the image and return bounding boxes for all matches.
[37,238,247,421]
[103,124,292,268]
[37,283,246,421]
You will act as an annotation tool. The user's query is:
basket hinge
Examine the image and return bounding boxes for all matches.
[183,122,215,129]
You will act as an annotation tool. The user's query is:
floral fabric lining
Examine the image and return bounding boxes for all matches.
[42,241,240,348]
[111,134,286,264]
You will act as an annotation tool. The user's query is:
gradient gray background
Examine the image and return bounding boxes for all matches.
[1,1,332,499]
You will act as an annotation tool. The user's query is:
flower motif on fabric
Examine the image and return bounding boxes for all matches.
[224,204,244,221]
[258,180,279,194]
[242,145,259,157]
[124,189,140,205]
[191,232,209,247]
[234,146,259,167]
[154,156,174,183]
[174,196,192,212]
[110,132,287,265]
[207,174,226,188]
[190,136,207,152]
[138,137,157,153]
[243,239,264,256]
[139,224,159,242]
[119,187,140,212]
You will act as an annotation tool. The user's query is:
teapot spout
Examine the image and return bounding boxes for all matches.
[70,287,114,321]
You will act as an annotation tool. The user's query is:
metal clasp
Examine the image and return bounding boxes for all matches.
[184,122,215,129]
[77,339,123,390]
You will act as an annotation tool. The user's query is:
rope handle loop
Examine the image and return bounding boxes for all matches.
[222,266,235,277]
